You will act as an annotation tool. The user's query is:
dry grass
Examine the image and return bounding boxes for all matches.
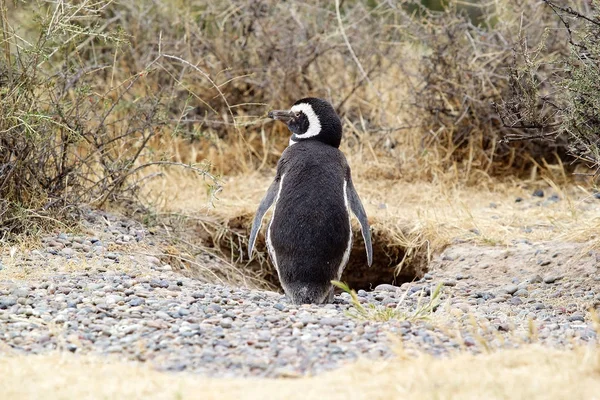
[1,345,599,400]
[140,154,600,288]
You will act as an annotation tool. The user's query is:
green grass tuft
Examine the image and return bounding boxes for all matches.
[331,280,443,322]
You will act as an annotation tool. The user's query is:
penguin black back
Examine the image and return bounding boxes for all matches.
[269,141,351,303]
[250,97,373,304]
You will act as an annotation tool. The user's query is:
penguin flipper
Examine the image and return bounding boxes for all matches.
[347,177,373,267]
[248,178,280,259]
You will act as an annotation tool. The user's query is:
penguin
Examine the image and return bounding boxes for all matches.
[248,97,373,304]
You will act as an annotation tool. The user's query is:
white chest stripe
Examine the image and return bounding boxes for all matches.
[266,174,286,278]
[290,103,321,139]
[338,179,353,279]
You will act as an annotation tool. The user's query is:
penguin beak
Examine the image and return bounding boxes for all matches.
[268,110,295,123]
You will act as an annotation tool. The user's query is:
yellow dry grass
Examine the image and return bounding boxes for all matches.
[143,154,600,262]
[2,345,599,400]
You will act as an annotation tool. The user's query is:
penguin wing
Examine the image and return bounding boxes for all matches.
[248,177,280,259]
[347,176,373,267]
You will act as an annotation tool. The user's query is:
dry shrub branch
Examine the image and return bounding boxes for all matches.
[0,0,220,239]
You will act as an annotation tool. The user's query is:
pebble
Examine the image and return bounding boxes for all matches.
[532,189,544,197]
[503,285,518,295]
[0,207,596,380]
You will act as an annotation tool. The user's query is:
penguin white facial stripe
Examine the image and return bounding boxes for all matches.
[290,103,321,139]
[338,179,353,279]
[266,174,286,276]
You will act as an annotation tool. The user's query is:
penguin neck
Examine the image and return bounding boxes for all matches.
[289,133,341,148]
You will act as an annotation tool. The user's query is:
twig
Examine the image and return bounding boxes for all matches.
[334,0,381,98]
[160,54,245,141]
[542,0,600,27]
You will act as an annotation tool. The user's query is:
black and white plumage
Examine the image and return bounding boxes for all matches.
[248,98,372,304]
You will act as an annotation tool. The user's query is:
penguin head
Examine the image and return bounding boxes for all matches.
[268,97,342,148]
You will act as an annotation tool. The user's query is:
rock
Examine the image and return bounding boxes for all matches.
[374,284,401,292]
[319,317,343,327]
[532,189,544,197]
[514,289,529,298]
[509,297,523,306]
[0,296,17,309]
[146,256,161,266]
[543,275,559,284]
[150,279,169,289]
[503,285,518,295]
[529,275,543,284]
[128,297,144,306]
[12,287,30,298]
[220,318,233,329]
[568,314,585,322]
[208,304,222,313]
[155,311,171,320]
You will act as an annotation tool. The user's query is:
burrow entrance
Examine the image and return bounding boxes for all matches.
[188,213,428,292]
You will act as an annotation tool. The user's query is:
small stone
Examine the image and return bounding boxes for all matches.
[532,303,545,310]
[273,303,286,311]
[514,289,529,298]
[319,317,343,327]
[150,279,169,289]
[503,285,518,295]
[543,275,559,284]
[0,296,17,309]
[220,318,233,329]
[177,308,190,317]
[60,248,75,256]
[208,304,222,313]
[257,331,271,342]
[374,284,400,292]
[105,253,118,260]
[568,314,585,322]
[515,197,523,203]
[128,297,144,307]
[442,254,456,262]
[509,297,523,305]
[532,189,544,197]
[155,311,171,320]
[12,287,30,298]
[146,256,161,266]
[529,275,543,284]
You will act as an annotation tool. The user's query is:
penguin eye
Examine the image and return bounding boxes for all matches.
[293,112,301,119]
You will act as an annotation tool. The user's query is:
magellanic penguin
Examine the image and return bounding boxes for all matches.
[248,97,373,304]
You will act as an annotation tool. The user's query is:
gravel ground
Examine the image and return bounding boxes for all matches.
[1,207,599,378]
